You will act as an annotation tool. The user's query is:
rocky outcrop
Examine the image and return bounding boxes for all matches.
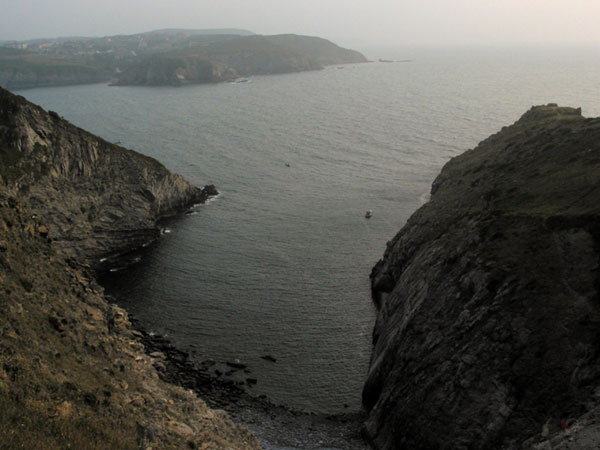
[0,87,259,448]
[0,86,214,268]
[0,193,259,449]
[114,56,239,86]
[364,105,600,449]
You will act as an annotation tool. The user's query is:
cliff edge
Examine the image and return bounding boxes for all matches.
[0,86,215,269]
[0,87,259,448]
[364,105,600,449]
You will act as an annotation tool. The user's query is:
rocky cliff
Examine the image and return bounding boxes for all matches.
[114,34,367,86]
[0,86,215,269]
[0,87,259,448]
[364,105,600,449]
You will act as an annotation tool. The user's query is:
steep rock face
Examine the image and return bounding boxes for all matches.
[0,88,259,448]
[0,86,213,267]
[364,105,600,449]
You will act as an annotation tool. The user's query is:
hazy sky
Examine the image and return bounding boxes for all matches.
[1,0,599,48]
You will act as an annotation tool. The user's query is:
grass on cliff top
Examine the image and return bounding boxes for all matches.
[0,197,139,449]
[0,396,138,450]
[0,146,22,184]
[437,111,600,219]
[0,48,103,77]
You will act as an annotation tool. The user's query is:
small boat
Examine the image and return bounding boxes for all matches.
[284,162,291,167]
[365,210,373,218]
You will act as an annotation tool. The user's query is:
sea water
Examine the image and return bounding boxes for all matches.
[16,46,600,414]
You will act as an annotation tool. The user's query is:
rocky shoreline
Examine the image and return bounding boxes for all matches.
[0,86,262,448]
[1,85,369,449]
[122,312,368,449]
[93,192,370,449]
[93,184,219,274]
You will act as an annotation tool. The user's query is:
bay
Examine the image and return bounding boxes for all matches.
[16,46,600,415]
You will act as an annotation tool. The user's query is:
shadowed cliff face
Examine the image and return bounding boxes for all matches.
[0,86,214,268]
[364,105,600,449]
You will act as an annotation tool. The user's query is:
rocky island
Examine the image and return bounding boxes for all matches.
[0,86,259,448]
[364,105,600,449]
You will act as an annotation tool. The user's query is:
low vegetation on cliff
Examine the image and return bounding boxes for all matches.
[0,87,259,448]
[365,105,600,449]
[0,48,108,89]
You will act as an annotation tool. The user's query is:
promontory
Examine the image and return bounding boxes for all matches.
[0,30,368,89]
[364,105,600,449]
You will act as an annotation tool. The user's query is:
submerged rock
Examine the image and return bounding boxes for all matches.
[227,359,248,370]
[364,105,600,449]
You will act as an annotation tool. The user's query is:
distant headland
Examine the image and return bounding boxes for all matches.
[0,29,368,89]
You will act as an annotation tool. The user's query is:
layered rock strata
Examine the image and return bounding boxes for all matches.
[0,86,213,269]
[364,105,600,449]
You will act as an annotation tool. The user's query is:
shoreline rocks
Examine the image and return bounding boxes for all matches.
[126,314,369,449]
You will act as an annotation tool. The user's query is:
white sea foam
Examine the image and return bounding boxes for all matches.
[194,193,220,208]
[418,192,431,205]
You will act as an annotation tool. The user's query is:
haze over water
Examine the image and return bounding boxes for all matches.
[17,47,600,414]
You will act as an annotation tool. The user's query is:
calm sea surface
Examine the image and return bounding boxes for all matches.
[16,46,600,414]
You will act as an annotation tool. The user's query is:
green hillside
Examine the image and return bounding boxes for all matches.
[0,30,367,88]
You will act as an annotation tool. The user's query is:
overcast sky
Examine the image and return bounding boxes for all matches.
[1,0,599,48]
